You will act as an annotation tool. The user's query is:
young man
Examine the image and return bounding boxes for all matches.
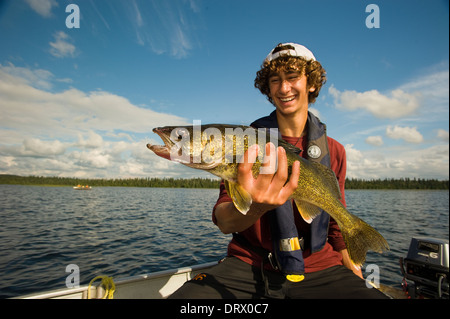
[169,43,387,299]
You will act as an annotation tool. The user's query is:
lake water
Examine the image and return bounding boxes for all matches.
[0,185,448,298]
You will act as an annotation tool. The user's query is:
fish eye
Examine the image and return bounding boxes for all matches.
[175,128,189,141]
[169,127,190,144]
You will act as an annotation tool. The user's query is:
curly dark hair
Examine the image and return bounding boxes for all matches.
[254,55,327,105]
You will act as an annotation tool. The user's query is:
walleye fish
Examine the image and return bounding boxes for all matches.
[147,124,389,265]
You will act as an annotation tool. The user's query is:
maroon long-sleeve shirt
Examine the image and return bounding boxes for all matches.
[212,135,348,273]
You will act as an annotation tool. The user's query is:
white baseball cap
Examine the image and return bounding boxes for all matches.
[265,43,316,63]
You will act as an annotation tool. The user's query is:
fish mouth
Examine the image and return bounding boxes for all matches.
[146,127,173,160]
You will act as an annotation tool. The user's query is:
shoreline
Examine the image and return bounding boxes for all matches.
[1,174,448,190]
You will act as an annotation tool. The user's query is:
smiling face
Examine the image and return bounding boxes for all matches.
[254,55,326,107]
[268,70,316,116]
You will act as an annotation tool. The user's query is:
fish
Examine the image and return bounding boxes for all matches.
[147,124,389,265]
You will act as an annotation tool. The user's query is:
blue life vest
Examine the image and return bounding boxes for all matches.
[250,110,331,277]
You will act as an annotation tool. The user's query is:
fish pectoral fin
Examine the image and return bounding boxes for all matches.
[294,200,322,224]
[224,180,252,215]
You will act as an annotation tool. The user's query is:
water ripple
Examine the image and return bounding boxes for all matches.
[1,186,448,297]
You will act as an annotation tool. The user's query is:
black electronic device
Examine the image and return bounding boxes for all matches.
[400,237,449,299]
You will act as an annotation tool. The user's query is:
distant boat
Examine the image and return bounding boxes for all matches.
[73,185,92,190]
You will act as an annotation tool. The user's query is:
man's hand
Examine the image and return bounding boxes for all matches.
[215,142,300,234]
[340,249,363,279]
[238,142,300,210]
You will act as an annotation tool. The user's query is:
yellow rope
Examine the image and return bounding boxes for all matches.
[87,275,115,299]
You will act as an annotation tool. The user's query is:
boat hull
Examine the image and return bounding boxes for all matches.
[17,262,217,299]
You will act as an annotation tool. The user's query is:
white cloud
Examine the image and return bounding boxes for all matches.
[345,144,449,180]
[309,107,321,120]
[25,0,58,18]
[49,31,77,58]
[71,149,111,169]
[127,0,202,58]
[329,86,420,119]
[0,64,188,137]
[331,63,448,116]
[399,68,449,105]
[23,138,66,156]
[386,125,424,144]
[437,129,449,142]
[0,138,67,158]
[132,0,144,27]
[0,156,16,169]
[333,64,448,180]
[76,131,104,149]
[365,135,383,146]
[0,62,54,89]
[0,63,192,178]
[344,144,364,162]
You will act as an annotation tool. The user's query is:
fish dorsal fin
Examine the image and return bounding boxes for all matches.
[261,129,302,155]
[277,139,302,155]
[224,180,252,215]
[293,200,322,224]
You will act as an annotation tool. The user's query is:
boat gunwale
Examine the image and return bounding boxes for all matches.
[16,261,218,299]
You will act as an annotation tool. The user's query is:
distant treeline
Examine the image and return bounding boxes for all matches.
[0,175,221,189]
[0,175,448,190]
[345,177,448,190]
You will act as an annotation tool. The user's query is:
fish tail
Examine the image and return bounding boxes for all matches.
[341,215,389,266]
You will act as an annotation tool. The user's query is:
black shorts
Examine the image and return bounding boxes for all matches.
[168,257,389,299]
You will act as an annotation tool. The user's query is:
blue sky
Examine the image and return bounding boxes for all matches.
[0,0,448,180]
